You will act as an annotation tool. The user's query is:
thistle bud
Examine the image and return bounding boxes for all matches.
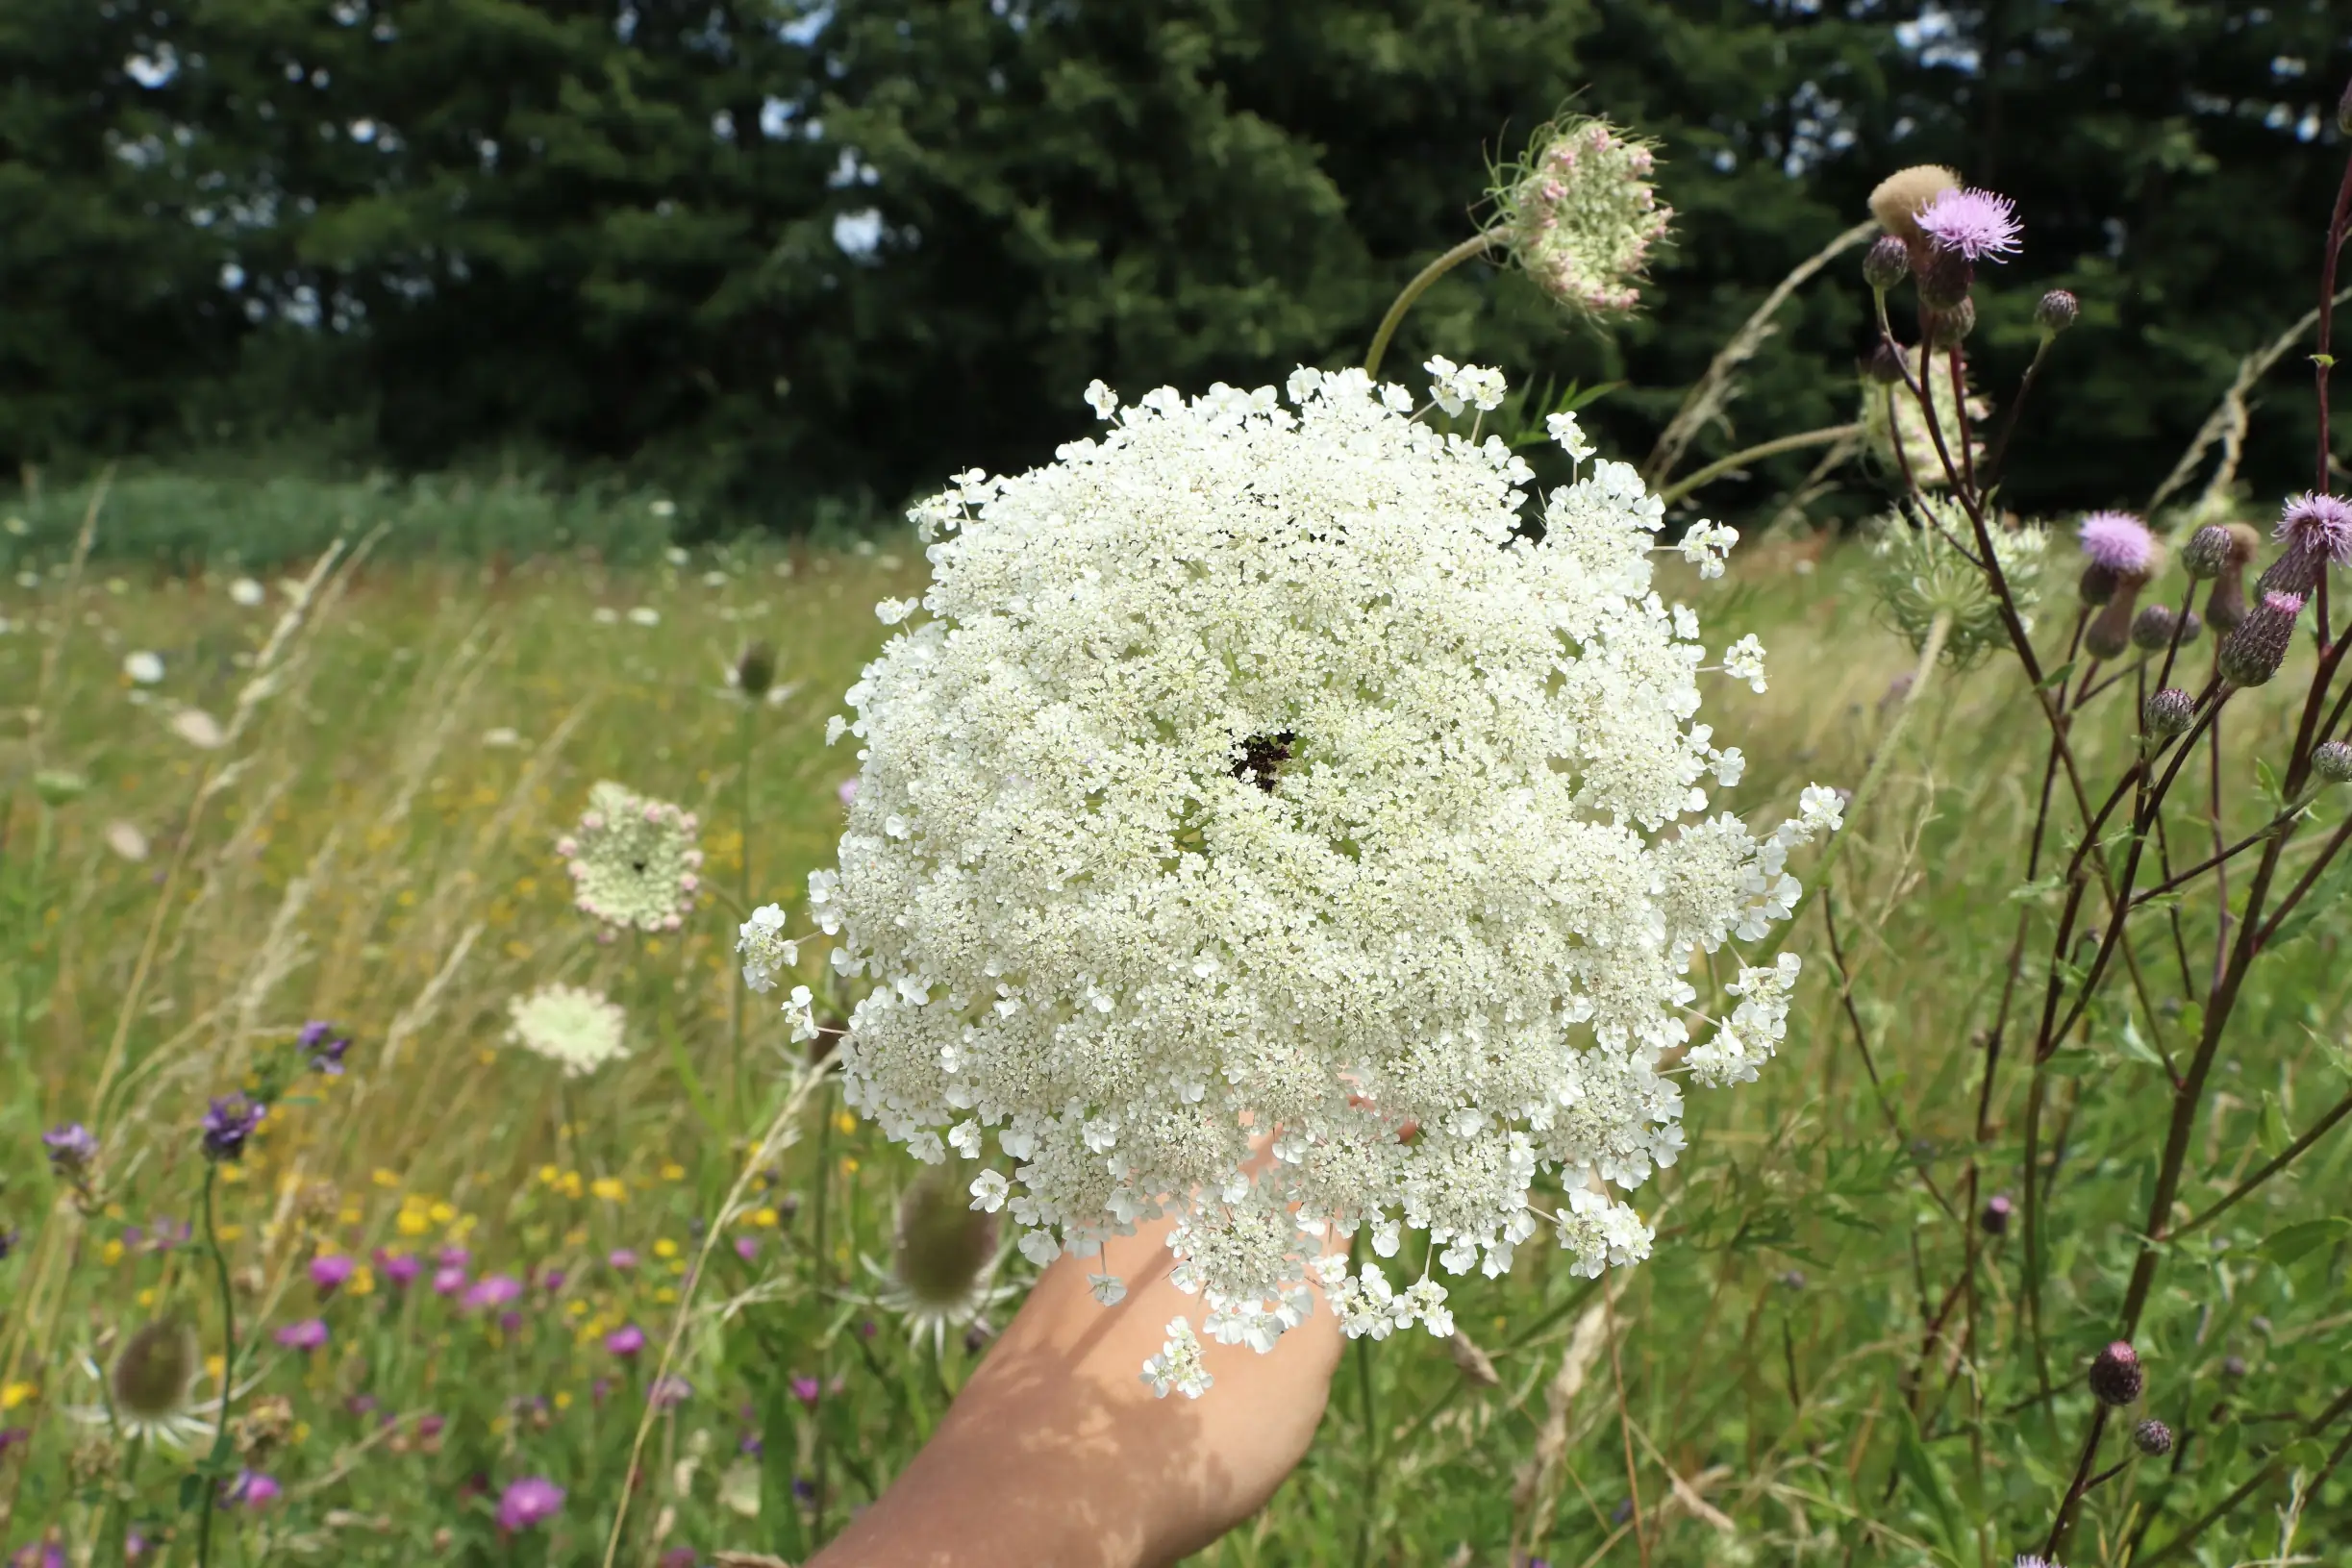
[1864,341,1907,386]
[1980,1193,2014,1234]
[2204,523,2263,634]
[1864,235,1912,292]
[2142,687,2196,738]
[2254,541,2323,603]
[2313,740,2352,784]
[1925,296,1977,349]
[2216,591,2305,687]
[734,640,777,701]
[2129,604,2178,652]
[2079,562,2119,607]
[111,1320,199,1424]
[1916,246,1973,312]
[2134,1418,2174,1456]
[2181,525,2234,580]
[2089,1340,2145,1406]
[2035,288,2080,336]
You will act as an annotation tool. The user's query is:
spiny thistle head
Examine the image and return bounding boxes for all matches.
[1925,295,1977,348]
[2204,522,2265,632]
[557,781,703,935]
[2182,524,2236,580]
[2036,289,2080,336]
[2089,1340,2144,1406]
[1915,187,2023,262]
[2311,740,2352,784]
[200,1096,263,1162]
[110,1320,199,1422]
[2130,604,2197,652]
[2217,591,2305,687]
[1864,341,1907,386]
[1864,500,2047,669]
[888,1165,1001,1312]
[505,984,630,1079]
[2142,687,2196,738]
[2276,491,2352,568]
[1863,235,1911,293]
[1867,164,1961,246]
[1489,113,1672,317]
[2134,1418,2174,1456]
[1980,1193,2013,1234]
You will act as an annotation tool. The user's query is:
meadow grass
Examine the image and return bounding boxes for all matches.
[2,523,2348,1567]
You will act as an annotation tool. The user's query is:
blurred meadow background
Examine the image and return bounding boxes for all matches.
[6,2,2352,1566]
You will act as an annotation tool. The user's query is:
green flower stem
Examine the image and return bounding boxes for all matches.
[1808,609,1954,893]
[731,702,755,1121]
[1654,424,1862,508]
[1349,1227,1379,1568]
[194,1162,238,1568]
[809,1079,836,1538]
[1363,234,1496,381]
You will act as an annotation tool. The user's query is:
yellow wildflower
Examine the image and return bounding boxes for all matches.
[563,1228,588,1248]
[558,1172,583,1200]
[347,1265,376,1297]
[371,1169,401,1188]
[653,1238,679,1260]
[748,1207,779,1230]
[293,1422,312,1445]
[655,1287,678,1304]
[337,1205,363,1227]
[428,1201,456,1225]
[217,1224,244,1243]
[396,1210,430,1236]
[590,1178,626,1203]
[833,1109,857,1135]
[553,1390,573,1410]
[101,1240,126,1266]
[538,1165,560,1186]
[1,1381,38,1411]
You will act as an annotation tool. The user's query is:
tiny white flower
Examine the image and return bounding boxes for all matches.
[1084,379,1118,419]
[1677,520,1739,580]
[1546,410,1597,463]
[1799,783,1846,835]
[482,727,521,748]
[169,709,225,750]
[1088,1271,1127,1306]
[737,903,797,993]
[228,577,266,607]
[592,607,620,625]
[968,1170,1010,1212]
[627,606,661,627]
[1722,634,1767,693]
[123,651,164,684]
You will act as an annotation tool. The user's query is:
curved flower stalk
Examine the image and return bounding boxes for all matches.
[809,365,1839,1392]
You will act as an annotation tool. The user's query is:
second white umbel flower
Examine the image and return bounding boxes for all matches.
[813,365,1834,1392]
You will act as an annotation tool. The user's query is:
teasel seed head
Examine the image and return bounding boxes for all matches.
[735,640,778,701]
[110,1319,199,1424]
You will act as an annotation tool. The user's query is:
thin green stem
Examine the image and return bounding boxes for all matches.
[1654,424,1863,507]
[195,1163,238,1568]
[1363,234,1496,380]
[733,701,755,1119]
[810,1082,836,1539]
[1807,609,1953,893]
[1351,1332,1379,1568]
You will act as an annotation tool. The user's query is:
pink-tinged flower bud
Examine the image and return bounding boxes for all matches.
[2130,604,2198,652]
[1864,235,1912,292]
[2217,591,2305,687]
[2089,1340,2144,1406]
[2142,687,2196,738]
[1980,1193,2014,1234]
[2035,288,2079,336]
[2134,1417,2174,1456]
[2312,741,2352,784]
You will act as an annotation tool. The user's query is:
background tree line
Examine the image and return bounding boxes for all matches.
[1,0,2345,535]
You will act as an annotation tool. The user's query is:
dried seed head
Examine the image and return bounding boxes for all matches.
[2134,1418,2174,1456]
[1980,1193,2014,1234]
[2035,289,2080,336]
[110,1320,198,1422]
[2312,740,2352,784]
[889,1166,999,1311]
[2089,1340,2144,1406]
[2182,525,2235,580]
[1867,164,1963,246]
[2142,687,2196,738]
[1864,235,1912,292]
[233,1394,296,1461]
[2216,591,2305,687]
[735,640,777,701]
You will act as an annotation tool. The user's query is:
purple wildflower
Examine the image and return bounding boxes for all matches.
[495,1476,565,1533]
[739,1431,763,1456]
[2278,491,2352,566]
[274,1318,329,1353]
[415,1413,446,1440]
[2077,511,2155,574]
[463,1274,522,1311]
[377,1250,421,1288]
[607,1248,638,1271]
[432,1264,467,1297]
[649,1375,691,1408]
[605,1324,647,1358]
[660,1549,699,1568]
[42,1123,99,1179]
[438,1245,471,1268]
[224,1469,282,1508]
[540,1268,567,1294]
[497,1309,523,1333]
[1915,187,2022,261]
[838,778,860,809]
[310,1254,356,1294]
[0,1427,29,1458]
[735,1235,760,1262]
[790,1375,821,1407]
[200,1095,264,1162]
[9,1545,65,1568]
[0,1227,15,1262]
[297,1020,352,1076]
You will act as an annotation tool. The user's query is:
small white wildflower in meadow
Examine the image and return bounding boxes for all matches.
[813,366,1821,1386]
[1722,634,1768,693]
[1139,1317,1214,1400]
[482,727,521,748]
[169,709,226,750]
[1797,784,1846,836]
[653,501,679,520]
[1422,356,1506,417]
[702,569,728,588]
[228,577,266,607]
[123,650,164,684]
[737,904,799,993]
[1547,411,1597,464]
[627,606,661,627]
[1676,520,1739,580]
[781,983,821,1045]
[505,983,631,1078]
[557,781,703,935]
[105,821,151,862]
[592,607,620,625]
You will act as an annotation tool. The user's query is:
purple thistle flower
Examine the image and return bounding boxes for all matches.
[648,1375,691,1408]
[607,1248,638,1271]
[376,1249,421,1288]
[438,1245,471,1268]
[42,1122,99,1179]
[10,1544,65,1568]
[200,1095,264,1161]
[310,1254,356,1294]
[299,1022,352,1077]
[2278,491,2352,566]
[497,1309,523,1333]
[415,1413,445,1440]
[432,1264,467,1296]
[2077,511,2155,574]
[539,1268,567,1294]
[735,1235,760,1262]
[659,1549,698,1568]
[223,1469,282,1508]
[1916,187,2022,261]
[495,1476,565,1533]
[274,1318,329,1353]
[463,1274,523,1311]
[790,1375,821,1407]
[605,1324,647,1358]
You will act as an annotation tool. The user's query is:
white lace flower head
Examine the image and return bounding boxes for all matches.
[814,367,1822,1384]
[1489,113,1673,316]
[558,781,703,935]
[505,983,630,1079]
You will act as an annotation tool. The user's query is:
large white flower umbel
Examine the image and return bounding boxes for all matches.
[813,366,1833,1394]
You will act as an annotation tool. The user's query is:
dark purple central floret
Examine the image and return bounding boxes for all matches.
[200,1096,265,1162]
[43,1122,99,1177]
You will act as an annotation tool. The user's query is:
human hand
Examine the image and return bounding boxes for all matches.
[809,1212,1344,1567]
